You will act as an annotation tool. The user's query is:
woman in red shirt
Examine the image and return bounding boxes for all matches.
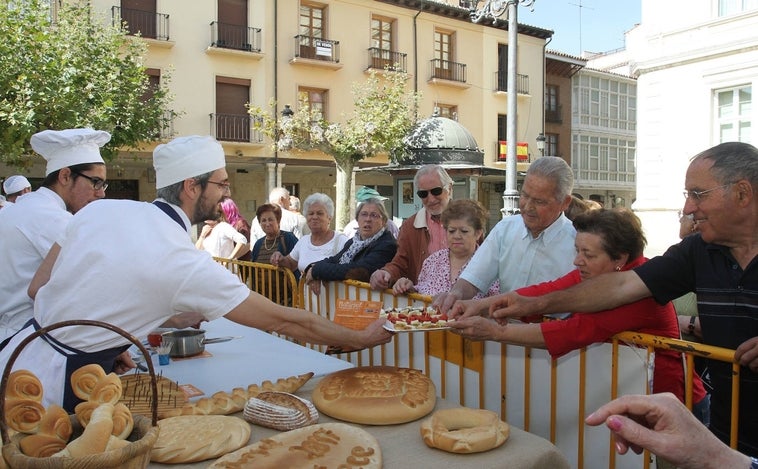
[451,208,708,421]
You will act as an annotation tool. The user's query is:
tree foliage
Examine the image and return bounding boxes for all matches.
[249,68,420,227]
[0,0,174,168]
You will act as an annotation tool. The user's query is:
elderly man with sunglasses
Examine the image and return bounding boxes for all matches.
[0,129,109,340]
[369,165,453,290]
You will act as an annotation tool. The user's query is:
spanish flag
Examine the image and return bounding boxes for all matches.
[498,141,529,162]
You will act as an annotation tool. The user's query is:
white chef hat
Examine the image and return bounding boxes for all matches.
[153,136,226,189]
[31,129,110,176]
[3,175,31,195]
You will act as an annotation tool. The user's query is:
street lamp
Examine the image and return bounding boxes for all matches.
[536,132,546,156]
[464,0,537,217]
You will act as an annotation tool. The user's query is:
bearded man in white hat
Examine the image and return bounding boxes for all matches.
[0,135,392,411]
[2,175,32,203]
[0,129,109,340]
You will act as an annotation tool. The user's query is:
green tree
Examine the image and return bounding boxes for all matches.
[249,68,420,229]
[0,0,174,168]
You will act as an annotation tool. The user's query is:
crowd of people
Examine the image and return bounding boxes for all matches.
[1,131,756,465]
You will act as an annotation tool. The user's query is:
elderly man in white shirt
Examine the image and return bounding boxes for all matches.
[251,187,308,240]
[0,129,109,340]
[436,157,577,315]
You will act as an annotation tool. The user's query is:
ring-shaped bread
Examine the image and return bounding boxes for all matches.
[420,408,509,454]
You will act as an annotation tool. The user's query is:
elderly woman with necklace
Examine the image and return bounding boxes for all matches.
[251,203,298,269]
[271,193,347,276]
[304,198,397,295]
[392,199,498,298]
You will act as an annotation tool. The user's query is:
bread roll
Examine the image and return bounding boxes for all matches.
[61,403,115,458]
[89,372,123,405]
[7,370,43,402]
[19,434,67,458]
[74,400,100,428]
[312,366,436,425]
[243,391,319,431]
[208,422,381,469]
[70,364,107,401]
[38,404,72,441]
[150,415,251,463]
[112,403,134,439]
[4,397,46,434]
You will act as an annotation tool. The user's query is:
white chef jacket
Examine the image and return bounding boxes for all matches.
[0,187,71,340]
[0,199,250,407]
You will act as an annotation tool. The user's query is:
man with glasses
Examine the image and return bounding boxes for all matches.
[479,142,758,454]
[435,156,576,314]
[0,128,109,340]
[1,135,392,410]
[369,164,453,290]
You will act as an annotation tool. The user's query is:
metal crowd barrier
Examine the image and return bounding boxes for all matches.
[214,258,741,469]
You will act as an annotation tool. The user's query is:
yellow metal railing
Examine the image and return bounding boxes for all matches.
[214,259,741,469]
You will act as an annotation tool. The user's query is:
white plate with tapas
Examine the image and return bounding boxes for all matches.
[380,307,453,332]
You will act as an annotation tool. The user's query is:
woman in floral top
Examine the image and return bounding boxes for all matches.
[392,199,498,298]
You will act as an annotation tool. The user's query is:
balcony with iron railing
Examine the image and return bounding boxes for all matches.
[493,71,530,95]
[366,48,407,73]
[112,6,170,41]
[545,104,563,123]
[209,21,261,53]
[428,59,467,87]
[291,35,341,69]
[209,113,263,144]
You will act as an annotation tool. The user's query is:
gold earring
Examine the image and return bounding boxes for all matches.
[615,265,622,271]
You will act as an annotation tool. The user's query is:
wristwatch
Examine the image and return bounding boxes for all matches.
[687,316,697,335]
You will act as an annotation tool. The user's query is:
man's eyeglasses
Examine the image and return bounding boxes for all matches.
[207,180,231,192]
[682,183,732,202]
[72,171,108,191]
[417,186,444,199]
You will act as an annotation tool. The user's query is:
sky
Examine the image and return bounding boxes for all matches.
[517,0,641,56]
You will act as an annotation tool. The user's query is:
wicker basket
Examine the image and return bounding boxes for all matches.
[0,320,160,469]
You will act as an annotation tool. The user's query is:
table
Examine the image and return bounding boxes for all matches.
[143,319,570,468]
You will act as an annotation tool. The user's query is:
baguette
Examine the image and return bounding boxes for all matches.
[59,403,114,458]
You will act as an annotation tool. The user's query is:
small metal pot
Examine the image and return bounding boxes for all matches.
[160,330,237,357]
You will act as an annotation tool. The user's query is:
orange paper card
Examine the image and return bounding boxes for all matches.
[333,299,382,330]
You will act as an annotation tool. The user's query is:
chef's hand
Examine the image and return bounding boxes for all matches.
[113,350,136,374]
[392,277,415,295]
[448,316,502,341]
[369,269,391,290]
[735,336,758,372]
[357,318,394,349]
[161,312,206,329]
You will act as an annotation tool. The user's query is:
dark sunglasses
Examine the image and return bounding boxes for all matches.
[416,187,444,199]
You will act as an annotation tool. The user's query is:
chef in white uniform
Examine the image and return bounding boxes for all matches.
[0,129,109,341]
[0,135,392,411]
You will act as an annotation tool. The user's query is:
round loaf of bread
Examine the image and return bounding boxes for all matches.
[420,408,509,454]
[312,366,436,425]
[243,391,318,430]
[150,415,251,464]
[208,422,381,469]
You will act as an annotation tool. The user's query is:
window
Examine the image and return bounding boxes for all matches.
[545,133,559,157]
[573,134,636,184]
[216,77,251,142]
[574,74,636,131]
[217,0,249,49]
[497,114,507,142]
[142,68,160,102]
[546,85,558,112]
[496,44,508,91]
[300,3,325,40]
[436,104,458,121]
[715,85,752,143]
[433,29,454,79]
[298,87,328,121]
[371,16,393,51]
[718,0,758,16]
